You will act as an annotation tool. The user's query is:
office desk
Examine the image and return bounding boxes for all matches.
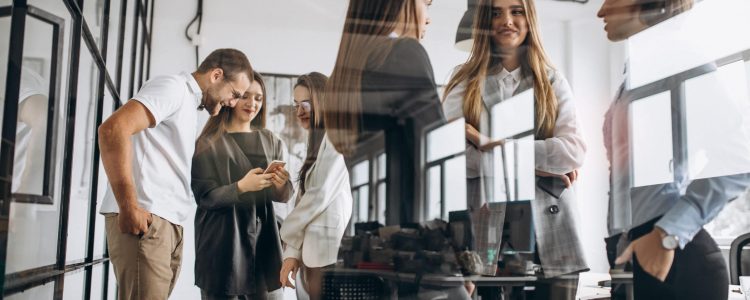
[323,268,620,299]
[730,285,746,300]
[325,269,744,300]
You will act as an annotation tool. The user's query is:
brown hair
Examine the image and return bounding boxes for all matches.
[296,72,329,194]
[249,72,267,129]
[196,48,253,82]
[443,0,558,139]
[323,0,422,156]
[195,71,267,154]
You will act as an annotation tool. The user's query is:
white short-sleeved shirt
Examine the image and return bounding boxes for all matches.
[100,72,202,226]
[12,67,48,193]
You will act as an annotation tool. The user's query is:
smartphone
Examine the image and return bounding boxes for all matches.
[264,160,286,174]
[536,176,566,199]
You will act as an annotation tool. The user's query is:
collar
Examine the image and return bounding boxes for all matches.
[498,67,522,84]
[183,72,203,105]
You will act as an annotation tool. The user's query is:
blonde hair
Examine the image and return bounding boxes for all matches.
[443,0,557,139]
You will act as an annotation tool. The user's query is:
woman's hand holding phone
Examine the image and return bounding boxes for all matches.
[270,167,289,191]
[237,168,274,193]
[535,169,580,199]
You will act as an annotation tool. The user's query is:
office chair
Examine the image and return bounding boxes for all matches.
[730,232,750,285]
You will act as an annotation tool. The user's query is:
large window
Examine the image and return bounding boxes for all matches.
[489,89,535,202]
[0,0,153,298]
[351,159,370,226]
[424,88,537,221]
[375,153,387,224]
[424,119,466,220]
[348,152,388,231]
[693,60,750,243]
[627,7,750,245]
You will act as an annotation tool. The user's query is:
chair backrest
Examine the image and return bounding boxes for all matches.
[322,272,389,300]
[730,232,750,285]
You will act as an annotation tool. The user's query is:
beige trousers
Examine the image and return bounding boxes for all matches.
[105,213,184,300]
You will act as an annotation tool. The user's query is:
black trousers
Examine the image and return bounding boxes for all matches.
[629,217,728,300]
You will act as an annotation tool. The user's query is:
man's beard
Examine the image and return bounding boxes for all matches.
[203,90,223,116]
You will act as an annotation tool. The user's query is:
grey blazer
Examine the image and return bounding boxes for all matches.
[443,68,589,277]
[515,71,589,278]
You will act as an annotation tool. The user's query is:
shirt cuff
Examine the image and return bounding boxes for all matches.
[655,200,703,249]
[535,140,547,172]
[283,245,302,260]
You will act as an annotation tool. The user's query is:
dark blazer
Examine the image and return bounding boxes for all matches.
[191,129,293,295]
[359,37,446,223]
[360,36,445,131]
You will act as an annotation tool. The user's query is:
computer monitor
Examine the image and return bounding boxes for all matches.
[448,201,535,254]
[482,200,536,254]
[490,200,535,254]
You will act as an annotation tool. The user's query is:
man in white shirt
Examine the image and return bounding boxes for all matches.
[98,48,253,300]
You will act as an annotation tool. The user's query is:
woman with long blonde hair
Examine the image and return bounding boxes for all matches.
[443,0,587,298]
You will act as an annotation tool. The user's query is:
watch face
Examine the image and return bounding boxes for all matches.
[662,236,679,250]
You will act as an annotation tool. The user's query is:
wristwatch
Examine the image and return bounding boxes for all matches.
[661,234,680,250]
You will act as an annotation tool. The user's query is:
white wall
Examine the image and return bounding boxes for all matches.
[565,18,619,275]
[147,0,619,298]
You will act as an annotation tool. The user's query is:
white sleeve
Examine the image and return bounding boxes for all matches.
[19,66,48,101]
[280,135,350,259]
[534,71,587,174]
[443,80,467,122]
[130,76,185,125]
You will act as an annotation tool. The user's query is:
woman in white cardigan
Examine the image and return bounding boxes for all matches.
[279,73,353,300]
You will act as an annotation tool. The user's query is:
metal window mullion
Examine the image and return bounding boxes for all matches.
[498,143,511,202]
[671,83,688,183]
[55,0,86,297]
[27,5,66,200]
[513,141,519,201]
[113,0,127,105]
[80,19,119,101]
[83,0,112,298]
[440,162,446,220]
[136,0,150,49]
[127,0,140,97]
[3,258,110,296]
[136,0,147,88]
[146,0,154,80]
[368,155,376,221]
[0,0,28,292]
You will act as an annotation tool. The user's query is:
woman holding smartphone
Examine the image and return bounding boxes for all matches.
[279,72,353,300]
[192,71,293,299]
[443,0,587,298]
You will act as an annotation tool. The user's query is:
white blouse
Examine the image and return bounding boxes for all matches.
[442,67,586,178]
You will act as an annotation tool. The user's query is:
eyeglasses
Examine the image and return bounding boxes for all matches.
[227,80,243,100]
[293,100,312,111]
